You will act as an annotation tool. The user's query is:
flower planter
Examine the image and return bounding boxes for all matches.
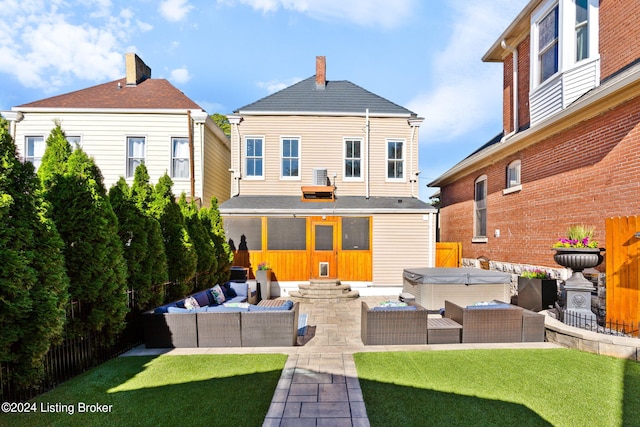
[256,269,272,300]
[552,247,604,287]
[517,277,558,312]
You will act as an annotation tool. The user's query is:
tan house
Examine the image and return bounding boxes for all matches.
[2,53,230,207]
[222,57,436,293]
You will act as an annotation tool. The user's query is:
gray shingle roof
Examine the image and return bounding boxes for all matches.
[235,76,416,116]
[219,195,435,214]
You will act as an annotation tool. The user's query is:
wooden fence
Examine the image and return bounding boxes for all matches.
[605,216,640,334]
[436,242,462,267]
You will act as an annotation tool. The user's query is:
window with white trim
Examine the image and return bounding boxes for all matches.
[537,4,559,83]
[575,0,589,61]
[506,160,521,188]
[171,137,189,179]
[245,137,264,178]
[281,137,299,179]
[126,136,145,178]
[66,135,82,150]
[25,136,45,170]
[344,138,362,180]
[387,140,404,180]
[474,176,487,239]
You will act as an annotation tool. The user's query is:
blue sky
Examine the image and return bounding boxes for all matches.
[0,0,529,200]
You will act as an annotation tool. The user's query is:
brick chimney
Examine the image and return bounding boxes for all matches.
[315,56,326,90]
[125,53,151,86]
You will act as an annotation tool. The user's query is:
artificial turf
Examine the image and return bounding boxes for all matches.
[354,348,640,427]
[0,353,287,427]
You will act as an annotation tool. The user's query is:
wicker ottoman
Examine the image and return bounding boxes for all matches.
[427,318,462,344]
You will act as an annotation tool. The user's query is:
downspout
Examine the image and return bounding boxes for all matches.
[365,108,370,199]
[188,110,195,202]
[409,124,416,198]
[227,115,243,197]
[501,40,518,142]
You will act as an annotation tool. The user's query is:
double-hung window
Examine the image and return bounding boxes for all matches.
[387,140,404,180]
[281,137,299,179]
[506,160,521,190]
[474,176,487,240]
[25,136,45,170]
[575,0,589,61]
[537,4,559,84]
[126,136,145,178]
[344,138,362,180]
[245,137,264,179]
[172,137,189,179]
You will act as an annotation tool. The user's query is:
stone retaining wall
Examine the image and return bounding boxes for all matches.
[544,313,640,361]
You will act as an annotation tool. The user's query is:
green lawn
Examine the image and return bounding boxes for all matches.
[354,348,640,427]
[0,354,287,427]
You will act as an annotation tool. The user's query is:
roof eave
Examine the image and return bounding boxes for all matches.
[429,64,640,188]
[234,110,414,118]
[482,0,540,62]
[12,107,205,115]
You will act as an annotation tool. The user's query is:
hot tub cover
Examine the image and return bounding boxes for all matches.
[403,268,511,285]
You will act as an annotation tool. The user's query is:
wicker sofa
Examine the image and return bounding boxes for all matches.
[143,283,299,348]
[361,301,429,345]
[444,300,545,343]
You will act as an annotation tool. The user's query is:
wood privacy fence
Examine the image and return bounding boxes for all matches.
[605,216,640,334]
[436,242,462,267]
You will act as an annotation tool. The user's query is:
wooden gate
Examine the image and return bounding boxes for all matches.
[436,242,462,267]
[605,216,640,332]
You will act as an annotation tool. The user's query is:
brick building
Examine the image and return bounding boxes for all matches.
[429,0,640,271]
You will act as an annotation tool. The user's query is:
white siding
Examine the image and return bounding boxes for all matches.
[229,115,419,198]
[371,212,436,286]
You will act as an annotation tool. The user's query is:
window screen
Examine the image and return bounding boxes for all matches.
[315,224,333,251]
[224,218,262,251]
[267,218,306,250]
[342,217,370,250]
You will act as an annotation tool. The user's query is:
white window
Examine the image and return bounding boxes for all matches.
[531,0,599,88]
[25,136,45,170]
[344,138,362,180]
[66,135,82,150]
[507,160,521,188]
[126,136,145,178]
[474,176,487,239]
[172,137,189,179]
[387,140,404,180]
[245,137,263,178]
[281,137,299,179]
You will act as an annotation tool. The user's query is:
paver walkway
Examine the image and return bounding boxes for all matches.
[125,295,561,427]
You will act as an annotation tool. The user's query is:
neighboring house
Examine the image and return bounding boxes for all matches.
[222,57,436,290]
[2,53,230,207]
[429,0,640,270]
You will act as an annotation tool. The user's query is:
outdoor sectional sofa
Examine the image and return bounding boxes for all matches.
[444,300,545,343]
[143,282,299,348]
[361,301,429,345]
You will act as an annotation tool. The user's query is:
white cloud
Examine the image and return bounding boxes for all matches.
[407,0,528,144]
[222,0,415,28]
[159,0,194,22]
[170,67,191,84]
[256,77,303,94]
[0,1,139,92]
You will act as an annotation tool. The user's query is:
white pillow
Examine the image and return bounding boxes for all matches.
[211,284,226,304]
[183,296,200,310]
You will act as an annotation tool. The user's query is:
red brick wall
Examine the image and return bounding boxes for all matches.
[502,37,531,135]
[600,0,640,80]
[440,96,640,268]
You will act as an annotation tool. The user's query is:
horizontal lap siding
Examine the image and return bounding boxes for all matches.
[14,112,201,196]
[202,123,231,205]
[231,115,416,197]
[372,213,435,286]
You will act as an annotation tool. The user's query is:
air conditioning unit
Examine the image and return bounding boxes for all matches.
[313,168,328,186]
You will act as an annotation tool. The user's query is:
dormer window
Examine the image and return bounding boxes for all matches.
[537,4,559,84]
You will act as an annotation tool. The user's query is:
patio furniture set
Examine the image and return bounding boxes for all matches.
[142,282,299,348]
[361,299,545,345]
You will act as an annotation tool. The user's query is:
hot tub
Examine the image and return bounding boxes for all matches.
[402,267,512,310]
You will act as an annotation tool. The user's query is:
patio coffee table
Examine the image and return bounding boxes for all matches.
[427,318,462,344]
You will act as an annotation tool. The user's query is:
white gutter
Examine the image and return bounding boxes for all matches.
[407,117,425,198]
[235,110,412,118]
[12,107,204,115]
[1,111,23,139]
[365,108,370,199]
[227,114,243,197]
[501,40,519,142]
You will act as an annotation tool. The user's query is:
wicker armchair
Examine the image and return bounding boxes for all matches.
[361,301,429,345]
[240,302,299,346]
[444,300,524,343]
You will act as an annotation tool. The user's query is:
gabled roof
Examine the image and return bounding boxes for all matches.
[235,76,416,117]
[17,78,202,110]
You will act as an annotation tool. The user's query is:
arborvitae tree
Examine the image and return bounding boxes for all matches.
[149,174,197,301]
[179,194,217,290]
[42,145,128,338]
[200,197,233,285]
[131,163,154,212]
[109,178,167,311]
[37,123,72,186]
[0,118,68,388]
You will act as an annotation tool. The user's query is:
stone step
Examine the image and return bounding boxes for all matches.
[289,289,360,303]
[298,282,352,291]
[290,278,360,303]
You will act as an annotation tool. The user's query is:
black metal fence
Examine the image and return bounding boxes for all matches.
[1,291,144,402]
[557,307,640,337]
